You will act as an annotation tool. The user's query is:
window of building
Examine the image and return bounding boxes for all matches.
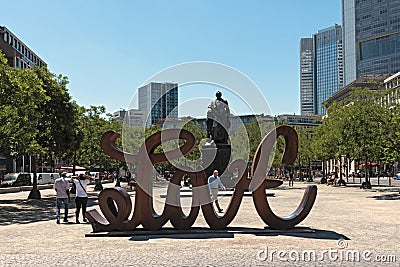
[3,32,8,42]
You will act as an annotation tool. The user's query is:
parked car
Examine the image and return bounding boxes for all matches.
[0,173,32,187]
[36,173,59,185]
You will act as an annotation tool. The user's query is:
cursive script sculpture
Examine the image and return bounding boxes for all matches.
[86,125,317,232]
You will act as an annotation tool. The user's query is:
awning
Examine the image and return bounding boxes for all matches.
[358,162,378,168]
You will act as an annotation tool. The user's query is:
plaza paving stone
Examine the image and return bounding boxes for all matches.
[0,181,399,266]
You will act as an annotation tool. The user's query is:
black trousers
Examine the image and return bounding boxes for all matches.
[75,197,88,220]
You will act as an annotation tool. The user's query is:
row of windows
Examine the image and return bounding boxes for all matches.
[16,57,30,69]
[359,32,400,61]
[355,0,383,4]
[359,60,400,76]
[390,16,400,24]
[2,31,44,67]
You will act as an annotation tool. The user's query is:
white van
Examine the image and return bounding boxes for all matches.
[36,173,59,185]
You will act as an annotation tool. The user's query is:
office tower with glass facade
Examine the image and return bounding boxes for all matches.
[300,38,315,115]
[138,82,178,126]
[315,25,343,115]
[343,0,400,86]
[300,25,343,115]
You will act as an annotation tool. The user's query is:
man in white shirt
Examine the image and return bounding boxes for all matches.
[54,172,70,224]
[72,174,93,224]
[208,170,226,213]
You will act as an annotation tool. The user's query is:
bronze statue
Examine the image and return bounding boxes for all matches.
[86,126,317,232]
[206,91,231,144]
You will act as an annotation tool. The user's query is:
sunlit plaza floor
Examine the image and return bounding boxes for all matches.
[0,180,399,266]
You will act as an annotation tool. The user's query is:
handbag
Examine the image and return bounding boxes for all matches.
[70,182,76,194]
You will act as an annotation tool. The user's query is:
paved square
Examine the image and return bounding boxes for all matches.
[0,181,399,266]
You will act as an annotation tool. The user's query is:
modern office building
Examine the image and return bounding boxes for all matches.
[342,0,400,86]
[0,26,46,69]
[300,25,343,115]
[300,38,315,115]
[315,25,344,115]
[138,82,178,126]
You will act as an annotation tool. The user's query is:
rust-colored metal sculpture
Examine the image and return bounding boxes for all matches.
[86,125,317,232]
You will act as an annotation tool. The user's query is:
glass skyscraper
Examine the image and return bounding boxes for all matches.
[138,82,178,126]
[300,25,343,115]
[315,25,344,115]
[300,38,315,115]
[343,0,400,85]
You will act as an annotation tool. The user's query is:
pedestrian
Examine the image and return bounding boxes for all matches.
[289,171,294,187]
[54,172,70,224]
[125,171,131,183]
[72,173,93,224]
[129,172,136,191]
[207,170,226,213]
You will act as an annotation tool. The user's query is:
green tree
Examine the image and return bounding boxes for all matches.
[0,52,49,198]
[341,89,386,185]
[32,67,83,167]
[296,126,315,180]
[75,106,122,171]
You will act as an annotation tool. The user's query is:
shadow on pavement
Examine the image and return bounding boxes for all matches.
[0,197,98,225]
[367,193,400,200]
[113,227,349,242]
[254,229,349,241]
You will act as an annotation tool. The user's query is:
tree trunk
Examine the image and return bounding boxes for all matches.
[28,156,41,199]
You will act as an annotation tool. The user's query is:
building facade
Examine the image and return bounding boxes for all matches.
[383,71,400,106]
[343,0,400,86]
[325,74,389,107]
[0,26,46,69]
[113,109,147,127]
[276,114,322,129]
[138,82,178,126]
[300,38,315,115]
[315,25,344,115]
[300,25,343,115]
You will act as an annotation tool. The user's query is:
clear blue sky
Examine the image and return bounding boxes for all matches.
[2,1,341,117]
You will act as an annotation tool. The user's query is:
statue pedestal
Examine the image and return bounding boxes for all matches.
[201,142,238,188]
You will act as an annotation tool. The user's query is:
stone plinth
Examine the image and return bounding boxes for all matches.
[201,142,238,188]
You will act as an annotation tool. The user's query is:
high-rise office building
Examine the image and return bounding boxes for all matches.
[300,25,343,115]
[0,26,46,69]
[315,25,343,115]
[138,82,178,126]
[343,0,400,85]
[300,38,315,115]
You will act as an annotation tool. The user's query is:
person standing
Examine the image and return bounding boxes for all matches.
[289,171,294,187]
[208,170,226,213]
[54,172,70,224]
[72,174,93,223]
